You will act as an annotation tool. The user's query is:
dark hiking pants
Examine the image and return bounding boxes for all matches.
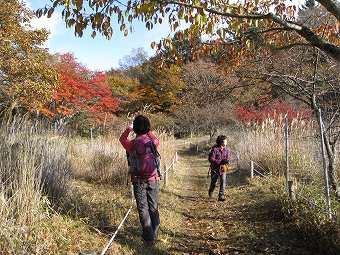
[209,171,226,198]
[133,180,160,242]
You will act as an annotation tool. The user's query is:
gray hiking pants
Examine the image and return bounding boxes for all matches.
[209,171,226,198]
[133,180,160,242]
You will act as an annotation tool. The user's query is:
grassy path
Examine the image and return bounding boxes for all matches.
[97,148,316,254]
[152,149,313,255]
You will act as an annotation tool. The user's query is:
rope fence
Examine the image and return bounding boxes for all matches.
[248,158,339,219]
[97,151,179,255]
[100,206,133,255]
[246,114,338,221]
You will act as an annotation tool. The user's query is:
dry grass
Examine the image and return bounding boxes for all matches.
[0,119,72,253]
[0,119,179,254]
[225,117,339,254]
[1,116,338,254]
[70,135,127,185]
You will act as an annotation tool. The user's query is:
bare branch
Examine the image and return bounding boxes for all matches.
[317,0,340,21]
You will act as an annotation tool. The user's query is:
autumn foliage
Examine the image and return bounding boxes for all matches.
[236,99,314,124]
[41,53,120,129]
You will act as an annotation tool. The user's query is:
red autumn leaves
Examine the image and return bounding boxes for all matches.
[41,53,120,126]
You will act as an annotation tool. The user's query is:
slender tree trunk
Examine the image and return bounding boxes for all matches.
[324,135,339,197]
[313,98,339,197]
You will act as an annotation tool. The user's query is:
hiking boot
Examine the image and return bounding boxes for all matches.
[218,195,225,201]
[208,190,213,198]
[144,240,156,246]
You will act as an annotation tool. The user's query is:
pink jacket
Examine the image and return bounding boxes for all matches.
[119,127,160,182]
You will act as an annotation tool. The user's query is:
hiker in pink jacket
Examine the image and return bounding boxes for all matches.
[208,135,231,201]
[119,115,160,245]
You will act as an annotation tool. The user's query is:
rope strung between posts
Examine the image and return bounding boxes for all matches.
[100,152,178,255]
[252,161,266,177]
[100,205,133,255]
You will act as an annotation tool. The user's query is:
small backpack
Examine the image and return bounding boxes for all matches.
[128,135,161,179]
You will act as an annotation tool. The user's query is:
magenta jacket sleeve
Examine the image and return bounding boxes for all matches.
[119,127,134,153]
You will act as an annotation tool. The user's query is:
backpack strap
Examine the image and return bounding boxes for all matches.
[147,135,161,178]
[147,135,161,158]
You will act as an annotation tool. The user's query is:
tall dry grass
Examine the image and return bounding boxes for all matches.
[0,118,72,253]
[231,116,339,253]
[70,134,127,185]
[0,117,178,254]
[70,127,177,185]
[235,117,322,178]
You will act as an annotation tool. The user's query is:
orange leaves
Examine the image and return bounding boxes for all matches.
[38,107,56,118]
[42,53,120,127]
[56,105,74,116]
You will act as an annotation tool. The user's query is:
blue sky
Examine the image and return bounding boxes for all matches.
[26,0,301,71]
[26,0,180,71]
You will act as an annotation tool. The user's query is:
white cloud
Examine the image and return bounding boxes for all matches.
[25,0,61,48]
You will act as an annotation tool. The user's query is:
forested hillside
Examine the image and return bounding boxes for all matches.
[0,0,339,254]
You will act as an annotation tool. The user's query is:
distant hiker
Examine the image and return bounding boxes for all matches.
[119,114,161,245]
[208,135,231,201]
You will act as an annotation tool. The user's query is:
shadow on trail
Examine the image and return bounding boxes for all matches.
[159,147,334,255]
[161,229,211,254]
[115,226,172,255]
[58,189,117,234]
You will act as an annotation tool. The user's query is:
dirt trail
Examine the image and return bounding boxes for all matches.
[163,150,312,255]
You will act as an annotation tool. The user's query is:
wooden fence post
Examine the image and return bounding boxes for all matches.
[90,128,93,147]
[317,108,332,220]
[250,161,254,178]
[285,116,290,193]
[131,184,134,203]
[288,180,296,201]
[164,165,168,187]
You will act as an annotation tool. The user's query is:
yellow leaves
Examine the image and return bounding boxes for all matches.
[1,1,58,112]
[201,14,207,24]
[178,8,185,19]
[75,0,83,11]
[173,21,179,31]
[229,20,243,33]
[205,21,214,33]
[195,14,200,24]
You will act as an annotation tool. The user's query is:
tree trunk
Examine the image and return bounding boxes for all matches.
[312,96,338,196]
[317,0,340,22]
[324,134,339,197]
